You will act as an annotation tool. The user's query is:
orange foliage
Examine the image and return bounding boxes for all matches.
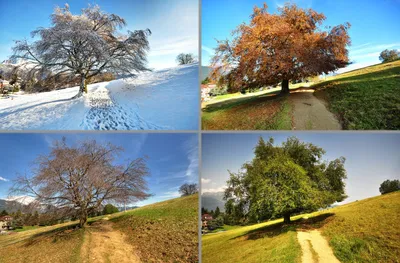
[211,3,351,94]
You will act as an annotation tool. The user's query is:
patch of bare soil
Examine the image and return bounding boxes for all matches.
[297,229,340,263]
[81,220,141,263]
[289,90,341,130]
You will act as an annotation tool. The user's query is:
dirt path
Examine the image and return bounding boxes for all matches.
[297,230,340,263]
[80,219,141,263]
[289,90,341,130]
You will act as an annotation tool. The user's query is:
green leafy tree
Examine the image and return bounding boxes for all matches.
[224,137,347,224]
[379,179,400,194]
[0,210,8,216]
[214,206,221,218]
[103,204,119,215]
[379,49,400,63]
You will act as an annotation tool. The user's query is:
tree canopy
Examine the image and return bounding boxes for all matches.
[379,179,400,194]
[103,204,119,215]
[10,138,150,227]
[179,183,199,196]
[224,137,347,224]
[12,4,151,98]
[176,53,196,65]
[379,49,400,63]
[211,3,351,94]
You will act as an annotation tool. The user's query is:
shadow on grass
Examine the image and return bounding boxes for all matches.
[232,213,335,241]
[23,223,80,247]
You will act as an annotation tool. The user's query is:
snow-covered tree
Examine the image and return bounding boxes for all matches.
[12,4,151,98]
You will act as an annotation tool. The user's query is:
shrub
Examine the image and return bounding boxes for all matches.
[210,86,228,96]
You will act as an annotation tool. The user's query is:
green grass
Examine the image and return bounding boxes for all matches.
[320,191,400,263]
[313,60,400,129]
[202,192,400,263]
[13,225,41,232]
[0,195,198,263]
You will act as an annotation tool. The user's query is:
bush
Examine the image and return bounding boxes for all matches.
[379,179,400,194]
[103,204,119,215]
[210,86,228,96]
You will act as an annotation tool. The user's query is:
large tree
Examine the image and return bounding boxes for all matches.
[211,3,351,94]
[379,179,400,194]
[176,53,196,65]
[11,4,151,98]
[10,138,150,228]
[224,137,347,224]
[179,183,199,196]
[379,49,400,63]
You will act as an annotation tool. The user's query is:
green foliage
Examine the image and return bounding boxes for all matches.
[0,209,8,216]
[202,77,210,85]
[379,49,400,63]
[224,137,347,224]
[209,86,228,96]
[379,179,400,194]
[102,204,119,215]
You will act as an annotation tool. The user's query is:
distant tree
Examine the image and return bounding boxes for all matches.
[103,204,119,215]
[379,49,400,63]
[225,137,347,224]
[32,211,40,226]
[214,206,221,218]
[211,3,351,94]
[201,207,209,215]
[176,53,196,65]
[179,183,199,196]
[0,210,8,216]
[379,179,400,194]
[11,138,150,228]
[12,4,151,98]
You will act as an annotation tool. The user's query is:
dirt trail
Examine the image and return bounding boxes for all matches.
[289,90,341,130]
[80,220,141,263]
[297,230,340,263]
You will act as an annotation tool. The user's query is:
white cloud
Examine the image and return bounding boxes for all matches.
[201,178,211,184]
[0,176,9,182]
[202,187,225,193]
[336,61,378,74]
[149,36,198,57]
[183,136,199,182]
[350,43,400,55]
[201,45,214,55]
[158,191,181,199]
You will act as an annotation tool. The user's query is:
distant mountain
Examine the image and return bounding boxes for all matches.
[0,199,6,211]
[201,66,212,81]
[201,192,225,212]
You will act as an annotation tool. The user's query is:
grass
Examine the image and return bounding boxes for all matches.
[13,225,41,232]
[0,195,198,263]
[202,192,400,263]
[313,60,400,129]
[202,91,292,130]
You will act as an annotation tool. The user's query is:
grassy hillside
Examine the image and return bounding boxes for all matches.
[0,194,198,263]
[314,60,400,129]
[202,192,400,263]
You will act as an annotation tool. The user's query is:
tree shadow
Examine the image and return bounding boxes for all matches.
[23,223,80,247]
[231,213,335,241]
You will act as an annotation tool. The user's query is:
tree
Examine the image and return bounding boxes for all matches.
[32,211,40,226]
[11,138,150,228]
[224,137,347,224]
[0,210,8,216]
[379,49,400,63]
[103,204,119,215]
[179,183,199,196]
[176,53,195,65]
[379,179,400,194]
[211,3,351,94]
[12,4,151,98]
[214,206,221,218]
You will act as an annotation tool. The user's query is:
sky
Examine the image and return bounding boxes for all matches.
[0,0,199,69]
[0,133,199,207]
[201,132,400,205]
[202,0,400,73]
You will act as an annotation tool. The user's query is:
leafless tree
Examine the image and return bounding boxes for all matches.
[176,53,196,65]
[10,138,150,228]
[11,4,151,98]
[179,183,198,196]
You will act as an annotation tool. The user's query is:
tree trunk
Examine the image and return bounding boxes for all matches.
[72,75,86,99]
[283,213,291,224]
[280,79,290,95]
[78,209,88,228]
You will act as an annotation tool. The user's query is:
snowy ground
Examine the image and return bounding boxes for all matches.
[0,63,199,130]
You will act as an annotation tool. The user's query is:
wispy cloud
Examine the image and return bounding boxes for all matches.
[149,36,198,57]
[350,43,400,55]
[202,45,214,55]
[0,176,9,182]
[183,136,199,183]
[201,178,211,184]
[202,186,225,194]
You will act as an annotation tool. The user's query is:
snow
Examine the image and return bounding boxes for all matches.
[0,63,199,130]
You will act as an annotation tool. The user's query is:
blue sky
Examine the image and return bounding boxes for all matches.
[202,0,400,73]
[0,0,199,69]
[0,133,198,207]
[202,132,400,205]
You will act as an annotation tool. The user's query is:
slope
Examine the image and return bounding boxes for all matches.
[0,63,199,130]
[313,60,400,129]
[0,194,199,263]
[202,191,400,263]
